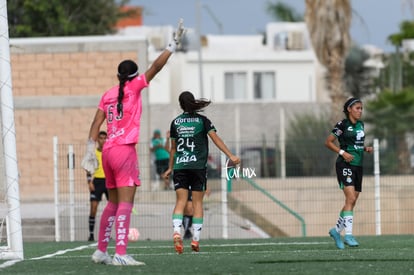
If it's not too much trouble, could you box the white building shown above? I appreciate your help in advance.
[139,22,329,105]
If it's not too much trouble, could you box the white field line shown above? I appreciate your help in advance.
[0,240,341,269]
[0,259,21,269]
[29,244,96,260]
[137,241,332,249]
[0,243,96,269]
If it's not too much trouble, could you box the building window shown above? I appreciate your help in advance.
[253,72,275,99]
[224,72,247,100]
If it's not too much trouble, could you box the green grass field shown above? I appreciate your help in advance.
[1,235,414,274]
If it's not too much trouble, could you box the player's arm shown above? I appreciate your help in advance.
[164,131,171,152]
[325,134,353,162]
[144,50,173,83]
[325,134,341,154]
[88,109,106,142]
[86,172,94,191]
[86,172,92,184]
[144,19,185,82]
[149,141,155,152]
[208,131,240,165]
[162,139,176,180]
[82,109,105,174]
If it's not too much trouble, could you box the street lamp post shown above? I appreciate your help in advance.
[196,0,205,98]
[196,0,223,98]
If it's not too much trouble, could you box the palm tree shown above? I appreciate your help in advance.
[305,0,352,122]
[387,20,414,92]
[266,2,303,22]
[267,2,374,101]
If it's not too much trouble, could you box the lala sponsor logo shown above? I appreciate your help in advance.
[175,151,197,163]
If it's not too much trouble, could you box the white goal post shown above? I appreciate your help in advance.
[0,0,24,260]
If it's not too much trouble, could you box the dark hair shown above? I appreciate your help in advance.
[343,97,362,116]
[117,60,139,115]
[98,131,107,136]
[178,91,211,113]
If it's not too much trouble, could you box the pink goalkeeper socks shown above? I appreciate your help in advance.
[115,202,133,255]
[97,201,118,252]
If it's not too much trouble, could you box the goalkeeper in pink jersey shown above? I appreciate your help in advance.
[82,19,186,266]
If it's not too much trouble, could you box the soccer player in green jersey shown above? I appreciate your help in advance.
[163,91,240,254]
[325,97,373,249]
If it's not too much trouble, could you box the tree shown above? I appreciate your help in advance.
[364,89,414,174]
[388,20,414,47]
[386,20,414,92]
[266,2,374,101]
[344,46,375,98]
[305,0,352,123]
[285,112,334,176]
[7,0,131,37]
[266,2,303,22]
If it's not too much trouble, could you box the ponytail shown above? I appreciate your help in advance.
[179,91,211,113]
[116,60,139,116]
[117,79,126,115]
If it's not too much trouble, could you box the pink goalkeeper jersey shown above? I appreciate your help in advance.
[98,74,148,149]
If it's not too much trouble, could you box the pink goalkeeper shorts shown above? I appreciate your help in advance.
[102,144,141,189]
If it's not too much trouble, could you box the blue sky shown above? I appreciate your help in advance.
[130,0,413,52]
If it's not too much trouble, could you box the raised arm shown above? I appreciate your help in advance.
[144,19,185,82]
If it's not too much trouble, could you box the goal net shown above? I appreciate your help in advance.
[0,0,23,260]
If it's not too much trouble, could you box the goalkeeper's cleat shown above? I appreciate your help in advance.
[329,228,344,250]
[173,233,184,254]
[112,253,145,266]
[91,249,112,265]
[191,240,199,253]
[344,235,359,247]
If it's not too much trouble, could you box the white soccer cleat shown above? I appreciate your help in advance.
[91,249,112,265]
[112,253,146,266]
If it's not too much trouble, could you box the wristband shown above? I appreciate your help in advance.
[339,149,345,156]
[166,42,177,53]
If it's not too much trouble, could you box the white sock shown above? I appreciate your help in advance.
[172,215,183,234]
[335,216,345,233]
[343,215,353,235]
[192,217,203,241]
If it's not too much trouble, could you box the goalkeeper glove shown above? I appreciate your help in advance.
[81,139,98,174]
[166,18,186,52]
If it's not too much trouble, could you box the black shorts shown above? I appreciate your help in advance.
[335,161,363,192]
[155,159,169,175]
[90,178,108,202]
[173,169,207,192]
